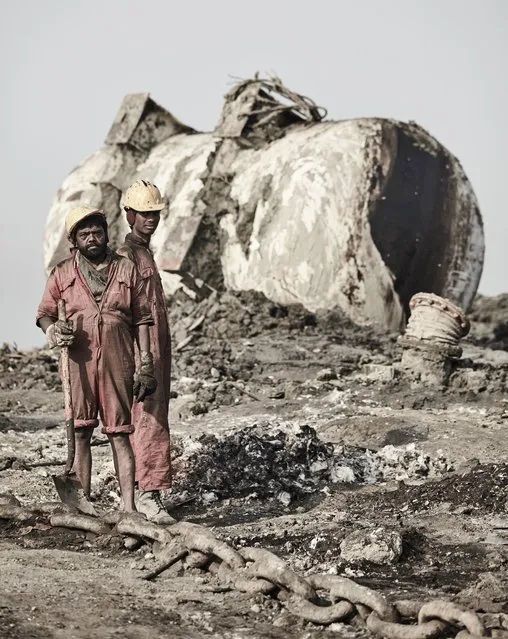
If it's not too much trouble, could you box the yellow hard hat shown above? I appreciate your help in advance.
[123,179,165,212]
[65,206,106,237]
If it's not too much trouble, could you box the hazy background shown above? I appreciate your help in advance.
[1,0,507,348]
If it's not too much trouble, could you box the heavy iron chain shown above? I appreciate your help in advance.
[2,498,505,638]
[39,511,503,638]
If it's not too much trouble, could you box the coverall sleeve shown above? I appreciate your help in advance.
[36,268,60,326]
[131,267,153,326]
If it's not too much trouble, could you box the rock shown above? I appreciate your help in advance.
[481,613,508,631]
[310,460,328,474]
[171,393,198,418]
[457,573,508,612]
[340,528,403,565]
[330,465,356,483]
[272,612,297,628]
[190,402,209,416]
[362,364,395,382]
[0,493,21,507]
[197,388,216,404]
[124,537,142,551]
[177,377,203,394]
[316,368,337,381]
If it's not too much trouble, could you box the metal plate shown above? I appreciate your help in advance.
[157,214,204,272]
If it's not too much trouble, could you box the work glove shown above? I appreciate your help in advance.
[133,351,157,402]
[46,320,74,349]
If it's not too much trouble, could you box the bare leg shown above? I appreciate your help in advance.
[108,434,136,512]
[74,427,94,499]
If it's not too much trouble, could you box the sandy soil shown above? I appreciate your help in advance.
[1,293,507,638]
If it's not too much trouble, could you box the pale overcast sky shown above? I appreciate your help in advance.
[1,0,506,348]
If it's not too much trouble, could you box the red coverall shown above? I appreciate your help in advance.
[36,254,152,434]
[118,234,172,490]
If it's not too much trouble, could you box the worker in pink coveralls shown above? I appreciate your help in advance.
[36,206,157,513]
[118,180,173,524]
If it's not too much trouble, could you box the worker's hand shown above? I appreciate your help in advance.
[133,351,157,402]
[46,320,74,349]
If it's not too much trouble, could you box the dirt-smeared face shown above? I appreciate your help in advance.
[133,210,161,237]
[74,222,108,261]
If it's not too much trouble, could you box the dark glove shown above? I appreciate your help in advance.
[47,320,74,348]
[133,351,157,402]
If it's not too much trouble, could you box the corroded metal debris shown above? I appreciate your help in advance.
[399,293,470,386]
[44,76,484,331]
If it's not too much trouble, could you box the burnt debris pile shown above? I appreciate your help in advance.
[172,424,452,504]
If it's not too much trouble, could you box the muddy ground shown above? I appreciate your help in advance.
[1,292,507,638]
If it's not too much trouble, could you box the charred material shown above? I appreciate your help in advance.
[171,424,452,505]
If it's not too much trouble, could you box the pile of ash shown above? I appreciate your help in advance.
[0,344,61,392]
[171,424,452,505]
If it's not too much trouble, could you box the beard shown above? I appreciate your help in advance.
[79,241,107,262]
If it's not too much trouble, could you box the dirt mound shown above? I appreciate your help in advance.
[375,462,508,515]
[170,289,317,339]
[169,288,397,410]
[468,294,508,351]
[1,292,504,414]
[0,344,60,393]
[469,294,508,325]
[169,288,389,346]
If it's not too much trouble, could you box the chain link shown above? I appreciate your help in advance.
[1,505,501,638]
[418,602,486,636]
[240,547,316,601]
[366,612,447,639]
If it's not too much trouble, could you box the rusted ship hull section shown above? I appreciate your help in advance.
[44,81,484,331]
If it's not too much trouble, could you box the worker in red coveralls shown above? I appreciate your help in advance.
[36,206,157,513]
[118,180,173,524]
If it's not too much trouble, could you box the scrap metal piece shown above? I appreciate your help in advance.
[157,214,205,272]
[398,293,470,386]
[106,93,195,151]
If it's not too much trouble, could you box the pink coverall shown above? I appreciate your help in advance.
[36,254,152,435]
[119,235,172,490]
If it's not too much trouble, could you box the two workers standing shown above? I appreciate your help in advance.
[36,180,174,523]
